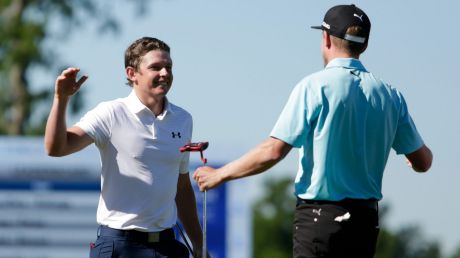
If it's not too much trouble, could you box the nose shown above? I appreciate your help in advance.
[160,67,170,77]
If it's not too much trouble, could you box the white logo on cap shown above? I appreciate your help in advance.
[354,13,363,22]
[322,21,330,29]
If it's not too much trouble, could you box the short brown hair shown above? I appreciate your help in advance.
[124,37,170,86]
[331,26,368,56]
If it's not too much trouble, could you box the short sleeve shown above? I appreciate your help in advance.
[179,114,193,174]
[270,81,311,148]
[392,93,424,154]
[74,102,113,148]
[179,152,191,174]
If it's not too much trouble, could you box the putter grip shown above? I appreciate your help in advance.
[179,142,209,152]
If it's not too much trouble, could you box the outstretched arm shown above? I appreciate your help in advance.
[193,137,292,191]
[405,144,433,172]
[45,67,93,156]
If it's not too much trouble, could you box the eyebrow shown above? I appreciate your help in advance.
[146,60,173,68]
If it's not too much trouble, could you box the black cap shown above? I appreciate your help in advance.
[311,4,371,44]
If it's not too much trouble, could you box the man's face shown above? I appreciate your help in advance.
[132,49,173,98]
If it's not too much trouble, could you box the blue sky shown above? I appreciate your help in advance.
[34,0,460,255]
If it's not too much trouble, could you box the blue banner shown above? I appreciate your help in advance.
[187,161,226,258]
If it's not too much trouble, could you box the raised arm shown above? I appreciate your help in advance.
[45,67,93,156]
[405,144,433,172]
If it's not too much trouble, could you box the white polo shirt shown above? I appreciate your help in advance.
[75,90,192,232]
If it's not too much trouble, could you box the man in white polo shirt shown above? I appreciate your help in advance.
[45,37,207,258]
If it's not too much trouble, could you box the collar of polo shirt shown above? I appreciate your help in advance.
[325,58,368,72]
[125,90,174,120]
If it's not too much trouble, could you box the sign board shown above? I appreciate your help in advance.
[0,137,251,258]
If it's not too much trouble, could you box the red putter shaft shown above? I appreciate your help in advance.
[179,141,210,258]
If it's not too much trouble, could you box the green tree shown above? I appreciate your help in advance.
[0,0,148,135]
[450,246,460,258]
[375,223,442,258]
[253,177,295,258]
[253,177,445,258]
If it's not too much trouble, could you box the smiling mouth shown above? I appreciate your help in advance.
[154,82,170,88]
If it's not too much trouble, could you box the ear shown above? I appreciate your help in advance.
[362,42,368,53]
[126,66,136,84]
[323,31,332,49]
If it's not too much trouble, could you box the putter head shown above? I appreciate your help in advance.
[180,142,209,152]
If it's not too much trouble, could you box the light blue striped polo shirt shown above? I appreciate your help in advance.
[270,58,424,201]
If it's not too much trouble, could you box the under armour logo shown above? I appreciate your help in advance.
[354,13,363,22]
[171,132,181,138]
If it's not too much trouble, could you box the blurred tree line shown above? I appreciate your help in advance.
[253,177,460,258]
[0,0,148,135]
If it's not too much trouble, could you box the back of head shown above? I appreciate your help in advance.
[124,37,170,86]
[312,4,371,56]
[331,26,368,56]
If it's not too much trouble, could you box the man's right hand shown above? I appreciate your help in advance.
[45,67,92,157]
[55,67,88,98]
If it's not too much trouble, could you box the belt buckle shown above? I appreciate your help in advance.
[147,232,160,243]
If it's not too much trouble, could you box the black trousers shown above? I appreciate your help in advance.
[293,199,379,258]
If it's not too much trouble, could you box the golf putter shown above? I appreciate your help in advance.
[180,142,209,258]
